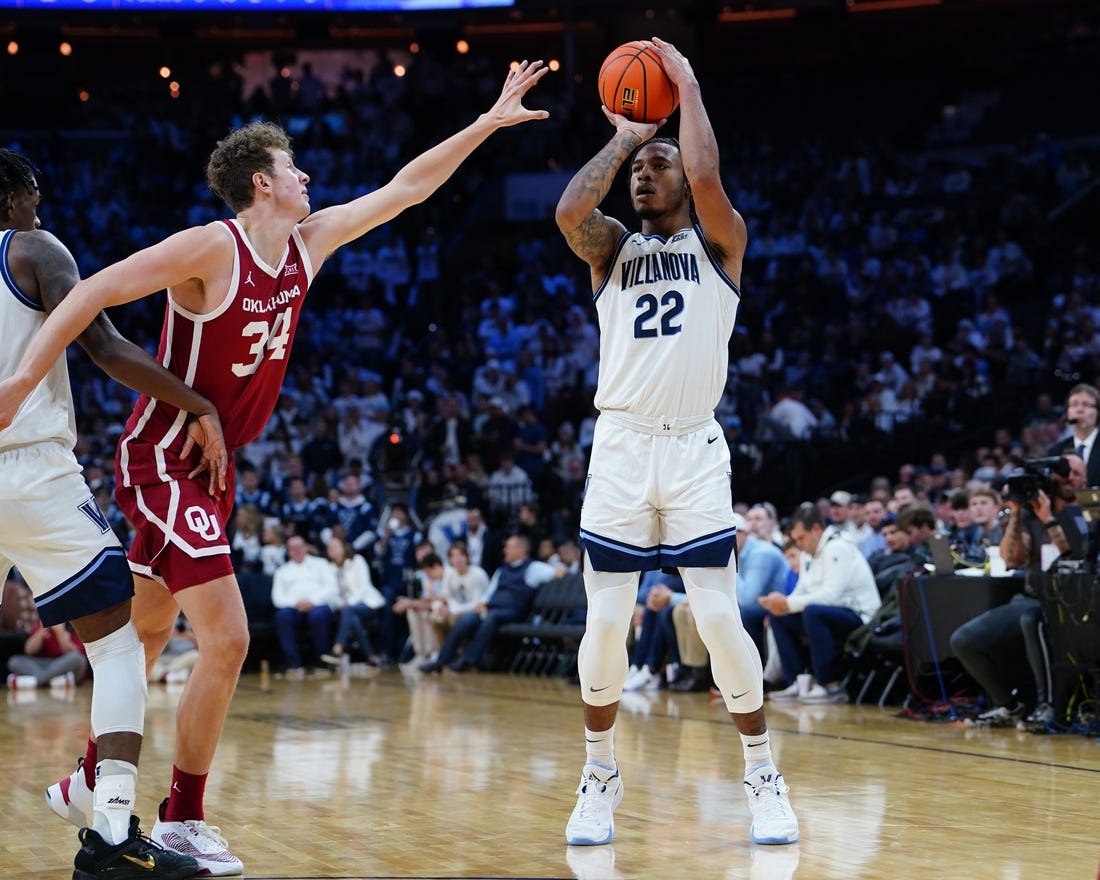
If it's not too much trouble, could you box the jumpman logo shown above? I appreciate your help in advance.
[245,270,255,287]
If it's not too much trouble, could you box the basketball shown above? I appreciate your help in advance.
[598,41,679,124]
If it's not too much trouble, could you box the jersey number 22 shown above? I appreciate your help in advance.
[634,290,684,339]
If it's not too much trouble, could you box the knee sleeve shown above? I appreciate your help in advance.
[85,620,148,737]
[680,565,763,714]
[578,560,638,707]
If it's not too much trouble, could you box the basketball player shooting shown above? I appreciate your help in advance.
[554,38,799,848]
[0,59,548,875]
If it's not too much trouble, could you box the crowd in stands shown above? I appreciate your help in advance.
[3,20,1099,727]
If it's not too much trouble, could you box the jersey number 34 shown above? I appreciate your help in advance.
[231,308,292,377]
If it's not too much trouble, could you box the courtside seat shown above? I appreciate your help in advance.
[498,572,587,675]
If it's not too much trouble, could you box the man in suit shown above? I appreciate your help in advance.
[1048,383,1100,487]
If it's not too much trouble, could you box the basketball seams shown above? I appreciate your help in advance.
[601,43,647,118]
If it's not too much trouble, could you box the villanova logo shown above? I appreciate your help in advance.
[79,498,111,535]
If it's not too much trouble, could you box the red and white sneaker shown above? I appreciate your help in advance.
[45,757,93,828]
[151,798,244,876]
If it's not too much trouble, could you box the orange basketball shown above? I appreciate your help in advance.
[598,41,679,124]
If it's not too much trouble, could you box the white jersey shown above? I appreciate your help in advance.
[592,224,740,420]
[0,230,77,452]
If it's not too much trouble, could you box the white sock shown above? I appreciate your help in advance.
[585,724,616,770]
[93,759,137,845]
[740,731,773,775]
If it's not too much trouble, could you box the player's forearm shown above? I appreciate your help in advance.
[675,82,722,187]
[90,336,217,418]
[389,115,498,205]
[556,129,642,228]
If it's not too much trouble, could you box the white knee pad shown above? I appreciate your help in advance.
[85,620,148,737]
[578,561,638,707]
[680,565,763,714]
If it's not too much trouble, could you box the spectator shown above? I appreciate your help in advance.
[235,464,274,515]
[965,487,1004,558]
[513,405,550,484]
[259,519,288,576]
[746,503,783,546]
[760,503,881,701]
[394,552,447,667]
[858,497,889,559]
[1047,383,1100,486]
[271,536,340,677]
[231,503,265,573]
[486,454,535,528]
[323,536,385,667]
[324,472,378,554]
[827,491,853,534]
[866,515,920,597]
[280,475,327,546]
[515,500,548,558]
[374,502,422,662]
[766,386,818,439]
[6,620,88,689]
[896,504,938,566]
[425,393,472,469]
[419,534,555,673]
[460,506,502,576]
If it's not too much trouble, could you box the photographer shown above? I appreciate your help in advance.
[950,453,1087,729]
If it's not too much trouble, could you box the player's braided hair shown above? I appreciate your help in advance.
[0,148,38,214]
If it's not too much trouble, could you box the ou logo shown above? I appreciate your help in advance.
[185,506,221,541]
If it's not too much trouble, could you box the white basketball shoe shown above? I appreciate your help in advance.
[566,763,624,846]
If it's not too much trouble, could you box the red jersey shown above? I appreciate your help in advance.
[122,219,314,462]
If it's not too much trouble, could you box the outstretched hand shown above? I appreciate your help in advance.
[181,411,229,494]
[484,60,551,128]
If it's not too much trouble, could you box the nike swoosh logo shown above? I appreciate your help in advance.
[730,689,750,699]
[708,436,719,444]
[123,854,156,869]
[589,685,611,692]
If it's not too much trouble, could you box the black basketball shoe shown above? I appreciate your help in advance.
[73,815,199,880]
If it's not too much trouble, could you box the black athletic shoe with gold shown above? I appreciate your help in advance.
[73,815,199,880]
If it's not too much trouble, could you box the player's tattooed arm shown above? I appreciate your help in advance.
[555,130,641,271]
[560,208,621,274]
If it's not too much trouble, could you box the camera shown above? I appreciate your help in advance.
[999,455,1070,504]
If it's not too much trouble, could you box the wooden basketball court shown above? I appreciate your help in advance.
[3,669,1098,879]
